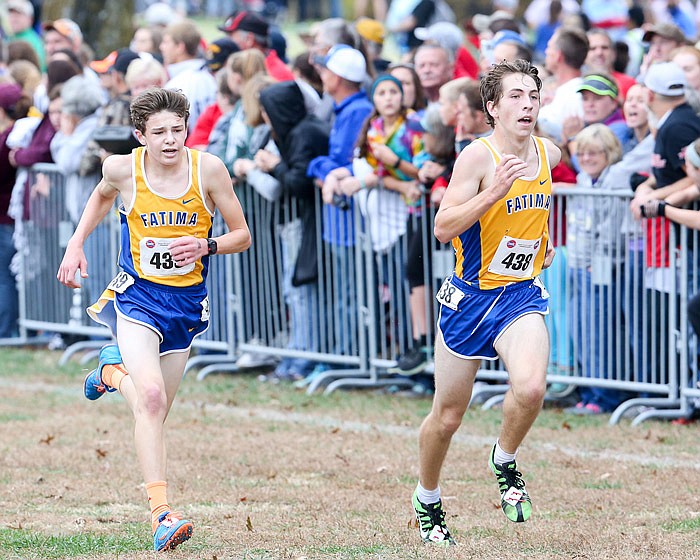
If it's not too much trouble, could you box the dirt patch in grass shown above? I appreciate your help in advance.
[1,349,699,559]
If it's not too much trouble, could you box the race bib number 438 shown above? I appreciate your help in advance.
[140,237,194,277]
[435,276,465,310]
[488,235,541,278]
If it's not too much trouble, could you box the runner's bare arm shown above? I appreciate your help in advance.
[434,142,529,243]
[56,155,129,288]
[543,137,562,170]
[538,139,560,270]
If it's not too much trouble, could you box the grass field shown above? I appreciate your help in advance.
[1,346,700,559]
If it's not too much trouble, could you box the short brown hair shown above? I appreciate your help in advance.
[461,80,483,113]
[439,77,473,103]
[554,27,589,70]
[164,20,201,57]
[130,88,189,133]
[481,59,542,127]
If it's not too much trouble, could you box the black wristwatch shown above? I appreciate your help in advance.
[206,238,218,256]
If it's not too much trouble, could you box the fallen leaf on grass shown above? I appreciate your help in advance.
[335,453,349,465]
[246,516,253,531]
[40,434,54,445]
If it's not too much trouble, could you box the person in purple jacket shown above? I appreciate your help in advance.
[9,84,59,220]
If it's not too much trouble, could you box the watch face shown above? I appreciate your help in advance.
[208,239,217,255]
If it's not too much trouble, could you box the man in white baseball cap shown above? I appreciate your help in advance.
[308,44,373,357]
[643,60,688,97]
[313,43,367,83]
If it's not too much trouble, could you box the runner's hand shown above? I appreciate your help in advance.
[542,243,555,269]
[169,236,206,265]
[57,243,88,288]
[490,154,528,199]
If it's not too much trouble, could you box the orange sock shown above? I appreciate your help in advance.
[146,481,169,532]
[101,364,128,391]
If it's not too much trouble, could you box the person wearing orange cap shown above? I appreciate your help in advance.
[42,18,83,57]
[89,50,118,94]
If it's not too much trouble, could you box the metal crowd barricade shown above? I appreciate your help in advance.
[186,178,689,424]
[191,181,367,381]
[473,188,683,424]
[661,209,700,425]
[10,163,118,355]
[370,188,688,423]
[561,187,680,424]
[312,187,449,394]
[8,161,691,425]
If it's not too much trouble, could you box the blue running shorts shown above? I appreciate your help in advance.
[88,273,209,355]
[437,274,549,360]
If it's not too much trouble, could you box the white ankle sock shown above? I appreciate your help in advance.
[416,483,441,504]
[493,440,517,465]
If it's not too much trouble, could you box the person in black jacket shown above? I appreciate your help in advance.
[255,80,330,380]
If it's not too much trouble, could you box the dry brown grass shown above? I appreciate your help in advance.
[1,348,700,559]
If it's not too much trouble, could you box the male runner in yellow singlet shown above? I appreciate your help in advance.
[57,88,250,551]
[411,59,560,544]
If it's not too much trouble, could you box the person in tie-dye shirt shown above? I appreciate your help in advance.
[336,73,425,369]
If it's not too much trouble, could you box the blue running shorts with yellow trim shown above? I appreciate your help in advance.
[88,273,209,355]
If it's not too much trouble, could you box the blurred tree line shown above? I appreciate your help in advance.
[41,0,135,58]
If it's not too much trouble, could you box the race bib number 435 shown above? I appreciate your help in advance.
[140,237,194,277]
[488,235,541,278]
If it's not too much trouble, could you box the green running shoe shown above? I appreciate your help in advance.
[411,489,455,545]
[489,444,532,522]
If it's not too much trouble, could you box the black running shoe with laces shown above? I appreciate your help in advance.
[411,489,455,544]
[390,347,429,375]
[488,444,532,522]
